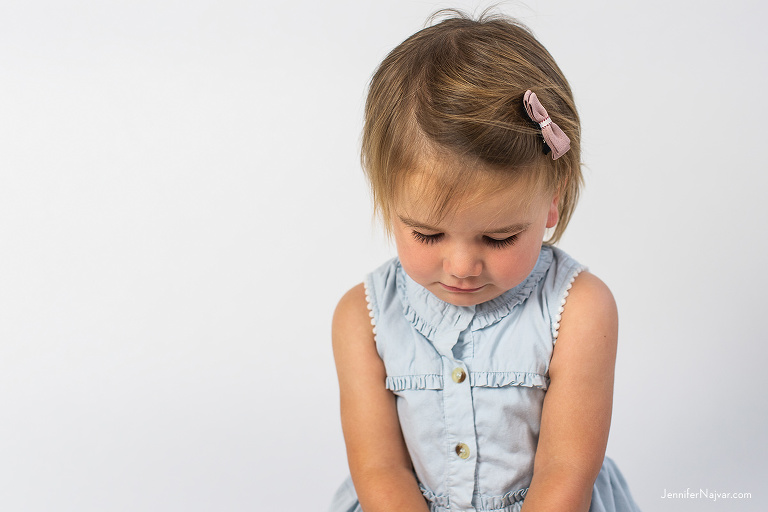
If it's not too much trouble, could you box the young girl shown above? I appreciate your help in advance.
[328,11,641,512]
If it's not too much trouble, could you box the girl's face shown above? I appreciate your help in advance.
[391,171,558,307]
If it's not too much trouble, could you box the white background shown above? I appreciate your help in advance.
[1,1,766,511]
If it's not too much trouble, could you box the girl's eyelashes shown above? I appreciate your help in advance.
[411,230,443,244]
[411,230,520,248]
[483,234,519,248]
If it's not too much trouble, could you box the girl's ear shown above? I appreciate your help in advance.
[546,195,559,229]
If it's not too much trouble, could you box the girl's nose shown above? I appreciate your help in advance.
[444,249,482,279]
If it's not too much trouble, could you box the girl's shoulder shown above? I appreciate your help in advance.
[332,257,399,344]
[545,246,616,332]
[558,270,617,337]
[332,282,372,349]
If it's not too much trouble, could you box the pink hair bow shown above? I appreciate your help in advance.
[523,90,570,160]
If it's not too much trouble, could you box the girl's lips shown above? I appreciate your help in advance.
[440,283,486,293]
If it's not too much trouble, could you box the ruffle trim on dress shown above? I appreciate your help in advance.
[362,278,378,343]
[470,371,549,390]
[385,372,548,391]
[419,485,450,509]
[397,270,476,344]
[419,484,528,512]
[476,487,529,511]
[551,266,584,342]
[401,299,441,341]
[385,374,443,391]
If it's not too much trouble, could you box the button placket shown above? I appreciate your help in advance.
[441,328,477,510]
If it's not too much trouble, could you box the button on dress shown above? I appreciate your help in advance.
[329,246,641,512]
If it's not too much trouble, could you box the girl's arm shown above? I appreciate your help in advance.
[332,283,430,512]
[520,271,618,512]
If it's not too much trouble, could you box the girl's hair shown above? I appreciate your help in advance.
[362,10,582,244]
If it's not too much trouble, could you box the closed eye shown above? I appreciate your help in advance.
[411,230,443,244]
[483,234,519,248]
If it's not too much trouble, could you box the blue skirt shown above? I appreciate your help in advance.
[328,456,641,512]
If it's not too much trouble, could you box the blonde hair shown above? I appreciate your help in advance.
[361,10,582,244]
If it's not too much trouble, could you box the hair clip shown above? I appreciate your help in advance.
[523,90,570,160]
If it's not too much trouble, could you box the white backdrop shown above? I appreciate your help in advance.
[1,1,766,511]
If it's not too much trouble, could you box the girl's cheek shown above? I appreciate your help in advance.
[398,239,436,277]
[401,242,425,267]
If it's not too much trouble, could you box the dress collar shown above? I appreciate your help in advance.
[396,246,553,343]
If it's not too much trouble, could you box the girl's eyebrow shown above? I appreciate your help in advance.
[398,215,440,231]
[484,222,531,234]
[398,214,530,234]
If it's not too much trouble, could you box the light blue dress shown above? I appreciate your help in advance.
[329,246,641,512]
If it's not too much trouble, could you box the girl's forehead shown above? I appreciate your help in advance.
[393,169,551,227]
[396,167,547,208]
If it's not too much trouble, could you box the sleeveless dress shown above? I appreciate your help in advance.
[329,246,641,512]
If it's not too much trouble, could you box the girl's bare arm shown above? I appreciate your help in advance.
[521,271,618,512]
[332,283,430,512]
